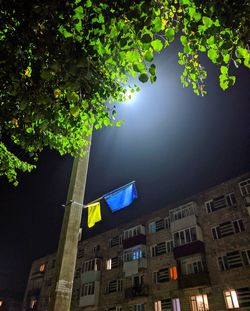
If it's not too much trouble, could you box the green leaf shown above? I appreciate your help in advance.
[180,0,191,5]
[207,48,218,63]
[58,25,72,38]
[86,0,92,8]
[180,35,187,45]
[206,36,214,46]
[70,106,80,117]
[126,51,141,63]
[149,64,156,75]
[220,66,228,75]
[152,17,162,32]
[165,28,175,42]
[133,63,145,73]
[139,73,149,83]
[194,12,201,22]
[223,54,230,64]
[151,39,163,52]
[74,6,83,16]
[236,46,248,58]
[144,49,153,62]
[202,16,213,28]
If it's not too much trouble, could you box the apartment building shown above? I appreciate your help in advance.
[23,173,250,311]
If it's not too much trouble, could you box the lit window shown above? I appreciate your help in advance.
[30,299,37,309]
[224,290,239,309]
[106,259,112,270]
[191,295,209,311]
[39,264,45,272]
[0,301,3,307]
[154,298,181,311]
[170,266,178,280]
[172,298,181,311]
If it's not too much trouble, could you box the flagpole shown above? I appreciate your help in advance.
[102,180,135,198]
[49,133,92,311]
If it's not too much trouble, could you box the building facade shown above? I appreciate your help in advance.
[23,173,250,311]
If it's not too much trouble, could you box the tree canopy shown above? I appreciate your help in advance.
[0,0,249,185]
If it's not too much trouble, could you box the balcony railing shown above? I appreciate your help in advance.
[178,271,210,289]
[122,234,146,249]
[173,241,205,259]
[124,285,149,299]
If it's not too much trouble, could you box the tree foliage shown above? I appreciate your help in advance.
[0,0,249,184]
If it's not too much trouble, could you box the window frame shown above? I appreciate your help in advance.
[190,294,209,311]
[239,179,250,196]
[224,290,239,309]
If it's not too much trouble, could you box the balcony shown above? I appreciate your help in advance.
[125,285,149,299]
[173,241,205,259]
[123,234,146,249]
[178,271,210,289]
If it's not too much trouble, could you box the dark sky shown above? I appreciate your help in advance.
[0,44,250,295]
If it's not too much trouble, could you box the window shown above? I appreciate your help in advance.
[173,227,197,247]
[224,290,239,309]
[239,179,250,196]
[170,266,178,280]
[124,225,144,239]
[133,275,144,287]
[212,219,245,240]
[218,250,250,271]
[172,298,181,311]
[191,295,209,311]
[149,222,156,233]
[149,218,170,233]
[205,193,236,213]
[39,263,45,272]
[131,304,144,311]
[153,267,170,283]
[106,258,112,270]
[109,235,123,247]
[236,287,250,308]
[106,307,122,311]
[155,299,172,311]
[106,257,119,270]
[81,282,95,296]
[170,202,196,222]
[107,280,123,293]
[93,245,100,254]
[82,258,101,273]
[233,219,245,233]
[109,236,119,247]
[155,298,181,311]
[156,219,165,231]
[124,247,145,262]
[151,240,173,257]
[181,256,204,275]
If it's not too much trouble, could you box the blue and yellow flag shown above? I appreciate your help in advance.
[87,202,102,228]
[103,181,138,212]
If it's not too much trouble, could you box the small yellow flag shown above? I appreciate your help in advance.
[87,202,102,228]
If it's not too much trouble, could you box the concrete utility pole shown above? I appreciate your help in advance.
[49,142,91,311]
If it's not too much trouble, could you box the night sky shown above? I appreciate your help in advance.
[0,43,250,295]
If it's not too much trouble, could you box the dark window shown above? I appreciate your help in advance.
[237,287,250,308]
[155,219,165,232]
